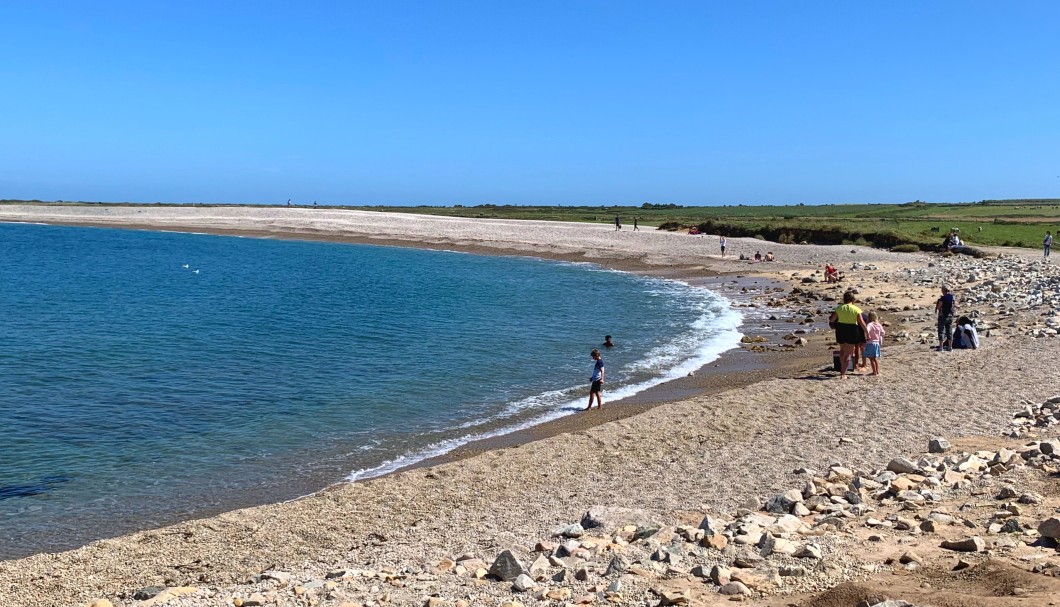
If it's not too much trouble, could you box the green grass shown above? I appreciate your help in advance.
[4,198,1059,249]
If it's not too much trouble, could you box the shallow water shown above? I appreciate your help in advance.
[0,222,741,558]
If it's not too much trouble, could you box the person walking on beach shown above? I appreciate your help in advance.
[633,216,639,231]
[719,236,726,257]
[586,349,605,409]
[615,216,622,230]
[829,290,867,380]
[1045,231,1052,258]
[935,285,956,351]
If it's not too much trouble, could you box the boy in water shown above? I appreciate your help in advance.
[586,349,605,410]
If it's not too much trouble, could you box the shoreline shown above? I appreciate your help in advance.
[11,206,1056,607]
[0,215,822,560]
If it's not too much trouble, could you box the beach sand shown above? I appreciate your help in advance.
[1,205,1058,607]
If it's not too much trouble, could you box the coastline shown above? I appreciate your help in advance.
[0,213,820,555]
[5,206,1059,607]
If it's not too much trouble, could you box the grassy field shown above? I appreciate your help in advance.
[345,199,1060,249]
[4,198,1059,249]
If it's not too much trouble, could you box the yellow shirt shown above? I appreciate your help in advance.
[835,303,862,324]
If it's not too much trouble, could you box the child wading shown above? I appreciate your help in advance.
[864,311,885,376]
[586,349,605,410]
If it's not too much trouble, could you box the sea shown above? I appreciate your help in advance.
[0,221,742,559]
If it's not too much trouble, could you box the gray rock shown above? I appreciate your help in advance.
[604,554,629,576]
[718,581,751,595]
[887,457,920,474]
[489,549,528,581]
[733,550,765,568]
[259,571,292,584]
[559,523,584,538]
[1038,517,1060,539]
[940,536,985,552]
[512,573,536,592]
[709,564,731,585]
[580,505,662,531]
[779,565,808,577]
[763,489,803,514]
[795,544,822,559]
[132,587,166,601]
[928,437,951,453]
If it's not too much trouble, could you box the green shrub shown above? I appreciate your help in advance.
[891,244,920,253]
[657,221,683,231]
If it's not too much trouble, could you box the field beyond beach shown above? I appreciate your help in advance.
[2,205,1060,607]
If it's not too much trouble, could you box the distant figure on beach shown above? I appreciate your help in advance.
[719,236,726,257]
[688,226,700,235]
[287,199,291,207]
[952,316,980,349]
[765,251,775,262]
[829,290,867,380]
[603,335,615,348]
[754,251,762,262]
[633,217,639,231]
[615,216,621,230]
[863,311,884,375]
[586,349,605,409]
[1045,231,1052,258]
[824,264,839,283]
[935,285,956,351]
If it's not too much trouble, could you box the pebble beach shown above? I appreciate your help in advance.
[1,205,1059,607]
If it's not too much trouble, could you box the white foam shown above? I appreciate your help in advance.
[346,279,744,483]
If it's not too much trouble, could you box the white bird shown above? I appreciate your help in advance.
[181,263,189,269]
[192,269,200,274]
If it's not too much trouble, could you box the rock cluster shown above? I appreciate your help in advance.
[896,254,1060,338]
[1009,396,1060,437]
[78,397,1060,607]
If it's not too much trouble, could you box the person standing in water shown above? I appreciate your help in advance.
[586,349,605,409]
[603,335,615,348]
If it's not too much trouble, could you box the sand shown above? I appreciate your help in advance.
[1,205,1058,607]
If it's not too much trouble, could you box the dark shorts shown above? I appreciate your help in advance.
[590,380,603,394]
[835,322,861,345]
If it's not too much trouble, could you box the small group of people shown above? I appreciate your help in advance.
[586,335,615,410]
[829,291,885,379]
[615,216,640,231]
[935,285,979,351]
[943,228,962,251]
[736,250,775,262]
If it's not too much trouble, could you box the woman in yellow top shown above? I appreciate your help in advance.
[829,290,868,380]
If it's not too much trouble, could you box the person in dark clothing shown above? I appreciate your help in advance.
[935,285,956,351]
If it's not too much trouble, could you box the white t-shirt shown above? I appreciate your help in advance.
[957,323,980,349]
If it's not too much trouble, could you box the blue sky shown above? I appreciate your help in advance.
[1,1,1057,205]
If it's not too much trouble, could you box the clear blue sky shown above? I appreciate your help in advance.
[1,1,1057,206]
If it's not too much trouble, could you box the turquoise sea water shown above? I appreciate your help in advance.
[0,222,741,559]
